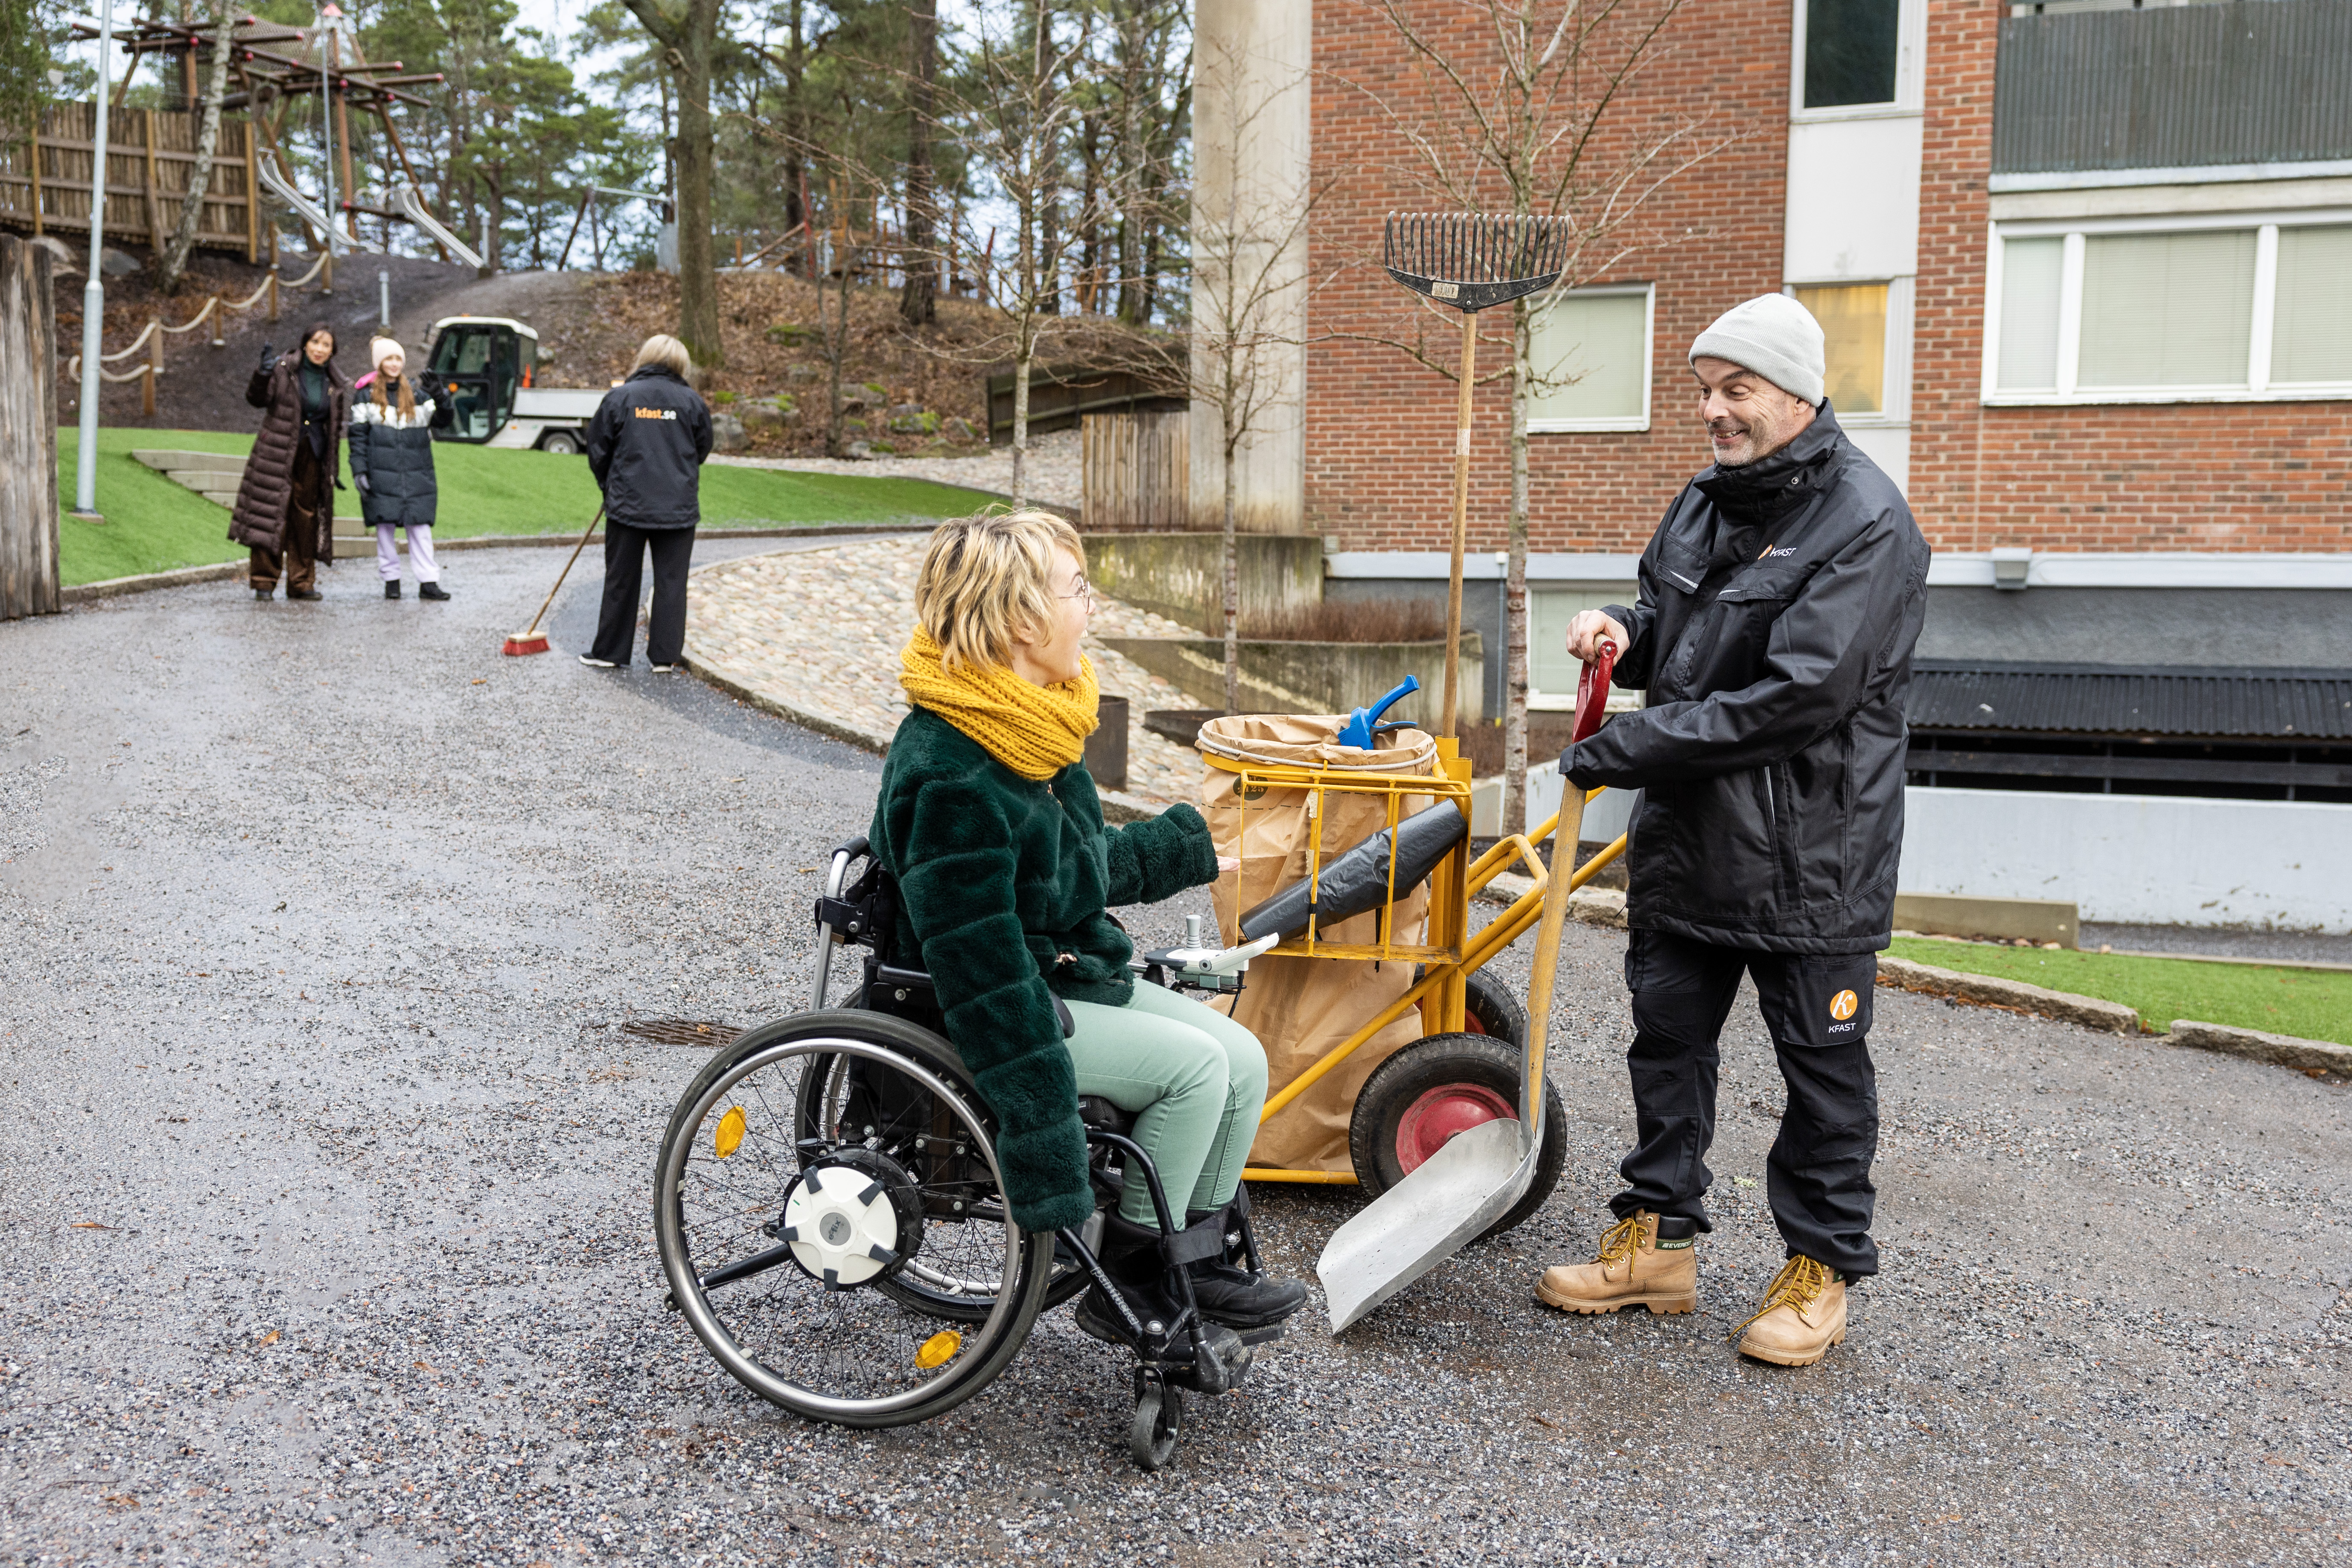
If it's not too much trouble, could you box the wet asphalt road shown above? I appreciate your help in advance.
[2,543,2348,1568]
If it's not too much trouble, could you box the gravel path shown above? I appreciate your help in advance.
[3,547,2349,1567]
[711,428,1085,513]
[686,535,1206,802]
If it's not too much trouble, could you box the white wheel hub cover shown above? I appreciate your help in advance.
[782,1166,901,1287]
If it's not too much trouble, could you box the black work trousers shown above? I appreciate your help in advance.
[1612,928,1882,1277]
[591,521,697,667]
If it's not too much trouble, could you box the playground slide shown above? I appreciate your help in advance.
[396,185,484,270]
[254,152,382,254]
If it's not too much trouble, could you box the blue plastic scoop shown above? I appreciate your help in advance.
[1335,676,1421,749]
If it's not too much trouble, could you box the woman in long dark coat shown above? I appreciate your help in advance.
[230,322,347,601]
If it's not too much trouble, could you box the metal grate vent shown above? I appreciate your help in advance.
[619,1018,744,1048]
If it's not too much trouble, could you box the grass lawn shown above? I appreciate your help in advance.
[55,429,1000,586]
[1887,937,2352,1046]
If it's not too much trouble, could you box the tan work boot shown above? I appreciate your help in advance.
[1536,1210,1698,1315]
[1732,1256,1848,1365]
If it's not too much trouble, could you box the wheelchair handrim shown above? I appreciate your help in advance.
[656,1034,1029,1422]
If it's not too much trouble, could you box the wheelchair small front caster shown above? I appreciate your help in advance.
[1130,1369,1181,1472]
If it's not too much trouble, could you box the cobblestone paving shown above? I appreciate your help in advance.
[710,428,1084,511]
[686,535,1209,802]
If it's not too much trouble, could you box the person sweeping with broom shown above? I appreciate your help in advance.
[580,334,713,672]
[1535,294,1930,1367]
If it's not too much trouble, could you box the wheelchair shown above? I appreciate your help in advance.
[653,836,1279,1471]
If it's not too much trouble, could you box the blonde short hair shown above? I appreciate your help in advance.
[632,333,693,377]
[915,510,1087,672]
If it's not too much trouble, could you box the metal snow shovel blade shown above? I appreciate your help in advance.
[1320,643,1617,1334]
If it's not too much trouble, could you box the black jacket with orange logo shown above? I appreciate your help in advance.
[1561,403,1931,955]
[585,365,714,528]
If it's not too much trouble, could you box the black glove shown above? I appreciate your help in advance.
[256,342,277,372]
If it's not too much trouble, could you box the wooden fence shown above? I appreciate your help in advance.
[0,233,61,621]
[1081,409,1189,533]
[0,102,261,263]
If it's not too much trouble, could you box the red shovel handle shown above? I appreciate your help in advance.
[1572,639,1618,744]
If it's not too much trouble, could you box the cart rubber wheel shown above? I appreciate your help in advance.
[538,429,582,455]
[1347,1031,1566,1239]
[1460,969,1527,1047]
[1130,1374,1181,1472]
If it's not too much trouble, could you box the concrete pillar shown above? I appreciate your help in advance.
[1189,0,1309,536]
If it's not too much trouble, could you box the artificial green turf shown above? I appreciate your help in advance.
[1887,937,2352,1046]
[55,428,1000,585]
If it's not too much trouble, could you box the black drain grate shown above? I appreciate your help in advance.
[619,1018,744,1047]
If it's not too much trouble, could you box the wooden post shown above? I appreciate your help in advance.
[267,269,278,320]
[242,114,258,263]
[143,108,166,254]
[208,293,223,347]
[332,64,358,249]
[0,233,63,620]
[146,315,162,416]
[28,107,44,236]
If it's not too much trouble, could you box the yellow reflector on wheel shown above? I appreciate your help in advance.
[714,1106,747,1159]
[915,1330,962,1369]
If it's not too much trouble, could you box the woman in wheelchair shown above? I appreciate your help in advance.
[871,510,1309,1352]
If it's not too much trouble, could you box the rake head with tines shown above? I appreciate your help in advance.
[1382,212,1570,314]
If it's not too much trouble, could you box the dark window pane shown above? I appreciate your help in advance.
[1804,0,1900,108]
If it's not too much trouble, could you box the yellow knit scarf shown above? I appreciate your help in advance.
[899,627,1099,781]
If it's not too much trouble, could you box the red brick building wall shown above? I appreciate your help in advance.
[1902,0,2350,554]
[1309,0,2352,556]
[1305,1,1795,553]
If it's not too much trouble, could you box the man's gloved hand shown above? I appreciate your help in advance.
[256,342,277,373]
[354,474,370,493]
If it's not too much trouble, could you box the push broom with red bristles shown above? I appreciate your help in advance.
[502,505,604,656]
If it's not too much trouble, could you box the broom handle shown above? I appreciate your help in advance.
[522,504,606,639]
[1440,310,1477,740]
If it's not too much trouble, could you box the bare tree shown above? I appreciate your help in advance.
[1184,25,1335,713]
[156,2,233,295]
[1347,0,1725,833]
[619,0,725,367]
[898,0,938,326]
[939,0,1102,506]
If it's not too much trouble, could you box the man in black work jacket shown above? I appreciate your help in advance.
[582,333,714,672]
[1536,293,1930,1367]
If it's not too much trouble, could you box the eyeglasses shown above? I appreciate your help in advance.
[1059,579,1096,613]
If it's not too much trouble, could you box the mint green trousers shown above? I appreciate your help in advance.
[1064,982,1269,1225]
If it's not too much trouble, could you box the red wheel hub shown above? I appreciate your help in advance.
[1393,1082,1517,1174]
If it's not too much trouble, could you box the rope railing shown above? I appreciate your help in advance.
[156,295,219,335]
[64,249,334,417]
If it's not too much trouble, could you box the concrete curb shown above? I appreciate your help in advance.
[1877,954,2139,1035]
[2163,1019,2352,1073]
[57,523,936,607]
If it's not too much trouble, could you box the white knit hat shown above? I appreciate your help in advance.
[369,337,404,376]
[1688,294,1825,406]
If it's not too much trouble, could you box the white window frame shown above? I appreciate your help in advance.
[1526,283,1655,435]
[1980,210,2352,405]
[1790,0,1926,122]
[1785,275,1913,426]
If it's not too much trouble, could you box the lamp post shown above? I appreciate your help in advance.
[71,0,118,520]
[317,1,338,293]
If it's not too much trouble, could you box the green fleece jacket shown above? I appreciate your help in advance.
[869,707,1220,1231]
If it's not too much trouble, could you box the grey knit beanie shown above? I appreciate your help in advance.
[1689,294,1825,406]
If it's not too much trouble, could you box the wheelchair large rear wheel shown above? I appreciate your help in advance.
[656,1011,1054,1428]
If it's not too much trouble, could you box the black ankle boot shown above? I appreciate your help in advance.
[418,581,450,601]
[385,581,402,600]
[1183,1198,1308,1332]
[1072,1214,1253,1391]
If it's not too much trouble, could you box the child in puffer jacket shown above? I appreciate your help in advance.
[350,337,455,600]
